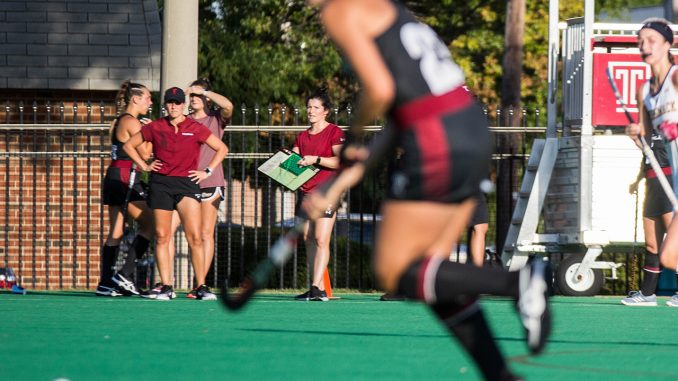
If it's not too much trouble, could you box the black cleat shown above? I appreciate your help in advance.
[95,283,123,297]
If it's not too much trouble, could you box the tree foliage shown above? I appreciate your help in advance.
[191,0,656,110]
[196,0,353,111]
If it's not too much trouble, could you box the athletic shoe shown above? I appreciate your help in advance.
[195,284,217,301]
[140,282,162,299]
[95,283,123,297]
[517,259,552,355]
[187,287,198,299]
[309,286,329,302]
[111,273,140,296]
[155,285,175,301]
[621,291,657,306]
[140,283,176,300]
[295,289,311,301]
[380,293,405,301]
[666,293,678,307]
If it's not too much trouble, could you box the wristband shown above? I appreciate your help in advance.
[315,156,321,165]
[204,167,213,176]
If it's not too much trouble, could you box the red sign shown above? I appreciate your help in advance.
[592,53,650,126]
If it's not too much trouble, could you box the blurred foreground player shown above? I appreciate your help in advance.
[303,1,551,380]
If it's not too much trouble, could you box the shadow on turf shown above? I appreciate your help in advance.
[495,336,678,348]
[239,327,448,339]
[250,294,380,302]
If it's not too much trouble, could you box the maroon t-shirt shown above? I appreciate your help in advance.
[141,117,212,177]
[293,123,345,193]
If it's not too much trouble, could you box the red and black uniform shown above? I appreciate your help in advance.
[140,116,212,210]
[293,123,345,217]
[374,2,491,204]
[642,130,673,217]
[374,4,526,381]
[102,113,146,206]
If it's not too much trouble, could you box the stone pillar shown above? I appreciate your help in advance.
[664,0,677,22]
[161,0,198,112]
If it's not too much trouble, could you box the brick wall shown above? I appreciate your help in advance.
[0,0,161,91]
[0,127,109,289]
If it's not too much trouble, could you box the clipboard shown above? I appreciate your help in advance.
[258,148,319,191]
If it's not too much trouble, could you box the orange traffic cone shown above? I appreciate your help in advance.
[323,268,333,299]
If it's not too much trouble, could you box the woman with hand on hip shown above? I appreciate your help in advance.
[180,78,233,298]
[124,87,228,301]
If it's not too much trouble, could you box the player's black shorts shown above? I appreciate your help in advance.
[200,186,225,203]
[644,168,673,218]
[388,88,492,204]
[295,191,337,219]
[147,173,201,211]
[468,193,489,226]
[102,160,147,206]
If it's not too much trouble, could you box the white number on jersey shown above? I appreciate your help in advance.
[400,22,464,95]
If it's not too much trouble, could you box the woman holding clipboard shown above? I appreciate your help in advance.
[292,87,345,301]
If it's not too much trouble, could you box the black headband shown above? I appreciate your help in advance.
[640,21,674,45]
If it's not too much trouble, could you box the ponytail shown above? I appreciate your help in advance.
[110,80,147,137]
[306,84,333,111]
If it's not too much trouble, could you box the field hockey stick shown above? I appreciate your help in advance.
[220,127,395,311]
[118,164,138,256]
[121,164,137,218]
[606,67,678,210]
[220,218,306,310]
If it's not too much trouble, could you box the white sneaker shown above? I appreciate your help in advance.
[111,273,140,296]
[666,293,678,307]
[621,291,657,306]
[518,260,552,355]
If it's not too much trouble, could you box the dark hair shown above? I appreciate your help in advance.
[111,80,147,136]
[190,77,212,108]
[115,80,147,111]
[306,85,333,111]
[190,77,212,92]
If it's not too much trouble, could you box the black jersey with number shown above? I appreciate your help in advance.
[371,1,491,203]
[374,1,466,112]
[110,113,134,161]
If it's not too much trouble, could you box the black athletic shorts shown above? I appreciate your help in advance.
[200,186,225,203]
[295,191,337,219]
[147,173,201,211]
[644,171,673,218]
[388,90,492,203]
[468,193,489,227]
[102,161,147,206]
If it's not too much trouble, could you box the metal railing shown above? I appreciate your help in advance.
[6,102,629,293]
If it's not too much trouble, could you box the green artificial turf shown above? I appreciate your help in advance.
[1,292,676,380]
